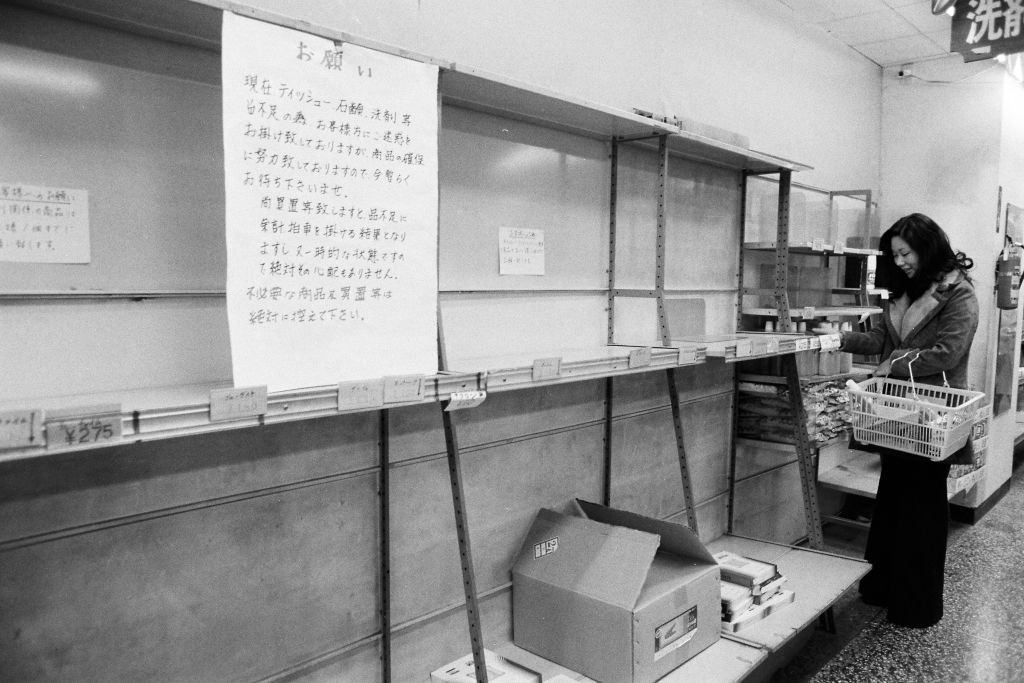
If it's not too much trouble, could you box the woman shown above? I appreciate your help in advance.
[840,213,979,628]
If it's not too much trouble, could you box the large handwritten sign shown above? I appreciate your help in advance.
[222,13,439,391]
[0,183,89,263]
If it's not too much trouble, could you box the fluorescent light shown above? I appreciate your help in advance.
[0,56,100,97]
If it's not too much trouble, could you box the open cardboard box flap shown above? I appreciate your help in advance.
[513,507,659,609]
[575,499,717,565]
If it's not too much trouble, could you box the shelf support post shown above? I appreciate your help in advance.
[651,134,698,531]
[667,368,699,532]
[378,409,392,683]
[607,137,620,345]
[604,138,620,507]
[442,406,488,682]
[656,134,670,347]
[774,169,794,333]
[436,300,487,681]
[771,170,824,547]
[781,352,825,549]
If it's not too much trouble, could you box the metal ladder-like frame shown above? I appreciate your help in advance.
[607,133,700,531]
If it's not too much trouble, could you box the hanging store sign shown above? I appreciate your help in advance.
[951,0,1024,62]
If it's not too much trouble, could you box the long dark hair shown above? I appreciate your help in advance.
[876,213,973,299]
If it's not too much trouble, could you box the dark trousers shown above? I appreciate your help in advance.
[858,450,952,627]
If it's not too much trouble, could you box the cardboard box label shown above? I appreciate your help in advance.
[533,537,559,559]
[654,606,698,660]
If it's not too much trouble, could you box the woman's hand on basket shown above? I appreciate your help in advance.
[872,358,892,377]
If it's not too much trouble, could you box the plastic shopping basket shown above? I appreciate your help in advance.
[846,376,984,461]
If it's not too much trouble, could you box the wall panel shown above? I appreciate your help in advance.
[0,472,379,681]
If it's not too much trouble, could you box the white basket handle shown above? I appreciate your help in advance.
[903,351,950,390]
[902,351,922,398]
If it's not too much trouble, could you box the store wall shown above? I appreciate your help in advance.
[880,57,1024,505]
[243,0,882,191]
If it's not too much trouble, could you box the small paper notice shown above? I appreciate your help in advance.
[445,390,486,411]
[383,375,425,404]
[0,183,90,263]
[679,349,698,365]
[532,357,562,381]
[628,347,652,368]
[210,386,268,422]
[499,227,545,275]
[338,379,385,411]
[0,410,43,450]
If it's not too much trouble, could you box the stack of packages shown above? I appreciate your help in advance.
[948,404,991,497]
[715,551,795,633]
[736,379,851,446]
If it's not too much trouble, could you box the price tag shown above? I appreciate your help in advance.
[834,243,845,254]
[628,347,652,369]
[795,338,810,351]
[0,409,43,450]
[812,238,825,252]
[734,339,752,358]
[532,357,562,381]
[46,405,122,449]
[338,379,385,411]
[383,375,425,404]
[766,338,780,354]
[819,334,841,351]
[801,306,816,320]
[210,386,268,422]
[807,336,820,350]
[445,390,487,411]
[679,349,698,365]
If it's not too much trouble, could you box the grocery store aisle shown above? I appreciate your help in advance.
[775,452,1024,682]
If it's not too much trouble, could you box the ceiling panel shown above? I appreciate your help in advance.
[821,10,919,45]
[769,0,960,67]
[854,32,949,65]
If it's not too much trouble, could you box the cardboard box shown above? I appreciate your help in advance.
[512,500,720,683]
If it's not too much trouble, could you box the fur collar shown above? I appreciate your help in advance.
[888,270,964,343]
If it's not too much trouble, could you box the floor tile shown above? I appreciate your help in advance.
[774,456,1024,683]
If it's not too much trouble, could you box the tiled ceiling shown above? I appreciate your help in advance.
[768,0,956,67]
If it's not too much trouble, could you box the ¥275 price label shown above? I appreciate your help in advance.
[47,414,122,448]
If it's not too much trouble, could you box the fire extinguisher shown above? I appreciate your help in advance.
[996,240,1023,309]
